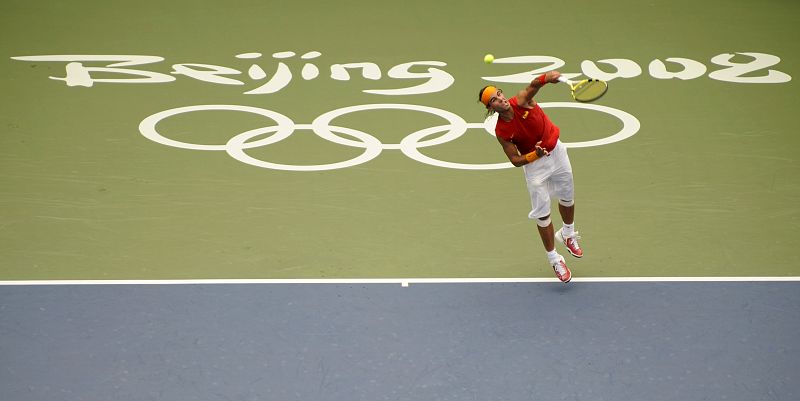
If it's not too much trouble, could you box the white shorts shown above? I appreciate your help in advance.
[522,140,574,219]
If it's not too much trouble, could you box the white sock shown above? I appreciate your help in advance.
[546,249,559,263]
[562,223,575,237]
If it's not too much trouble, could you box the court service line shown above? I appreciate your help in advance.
[0,277,798,286]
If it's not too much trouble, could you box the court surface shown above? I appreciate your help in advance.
[1,0,799,399]
[2,281,799,401]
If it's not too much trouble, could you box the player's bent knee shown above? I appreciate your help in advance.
[536,215,552,227]
[559,199,574,207]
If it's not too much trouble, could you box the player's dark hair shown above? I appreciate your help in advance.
[478,86,491,103]
[478,85,496,116]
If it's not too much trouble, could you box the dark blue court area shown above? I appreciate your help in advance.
[1,282,798,401]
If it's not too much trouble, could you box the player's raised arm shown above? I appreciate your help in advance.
[518,71,562,105]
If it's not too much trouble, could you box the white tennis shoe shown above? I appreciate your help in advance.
[550,255,572,283]
[555,228,583,258]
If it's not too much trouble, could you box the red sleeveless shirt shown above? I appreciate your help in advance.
[494,97,560,153]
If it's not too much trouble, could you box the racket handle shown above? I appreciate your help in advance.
[557,76,572,84]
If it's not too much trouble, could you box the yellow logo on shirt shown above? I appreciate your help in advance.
[522,111,529,119]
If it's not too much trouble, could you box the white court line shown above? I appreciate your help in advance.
[0,277,798,286]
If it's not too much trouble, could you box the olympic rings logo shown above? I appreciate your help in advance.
[138,103,640,171]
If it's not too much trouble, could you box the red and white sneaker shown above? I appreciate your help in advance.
[555,228,583,258]
[551,255,572,283]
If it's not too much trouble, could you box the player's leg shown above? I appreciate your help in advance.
[555,199,582,258]
[558,201,574,226]
[532,213,570,283]
[535,214,555,252]
[527,187,571,283]
[551,142,582,258]
[524,157,571,282]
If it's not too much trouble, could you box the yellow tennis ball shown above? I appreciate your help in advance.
[484,54,494,64]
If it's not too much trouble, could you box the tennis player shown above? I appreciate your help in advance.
[479,70,582,283]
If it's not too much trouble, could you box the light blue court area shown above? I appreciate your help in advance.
[1,282,798,401]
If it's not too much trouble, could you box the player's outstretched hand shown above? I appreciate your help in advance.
[535,141,550,157]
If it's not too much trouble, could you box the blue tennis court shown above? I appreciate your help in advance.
[2,281,798,401]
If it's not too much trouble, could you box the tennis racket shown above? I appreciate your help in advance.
[557,76,608,102]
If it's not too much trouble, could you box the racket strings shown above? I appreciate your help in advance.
[573,80,607,102]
